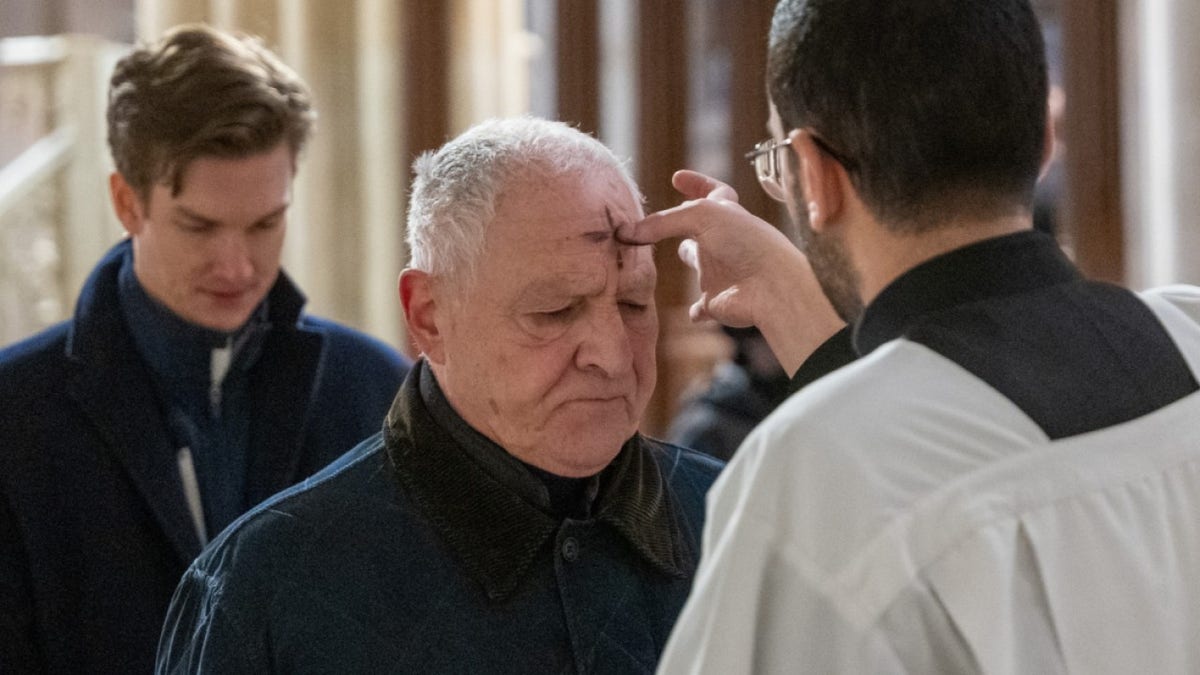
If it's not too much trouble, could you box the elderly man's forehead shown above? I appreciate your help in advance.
[503,204,643,243]
[480,166,647,257]
[585,205,638,242]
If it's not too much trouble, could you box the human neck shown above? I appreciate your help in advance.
[854,214,1033,309]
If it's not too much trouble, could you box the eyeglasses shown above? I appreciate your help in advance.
[745,132,854,202]
[745,138,791,202]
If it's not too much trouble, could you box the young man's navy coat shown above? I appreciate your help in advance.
[0,240,409,674]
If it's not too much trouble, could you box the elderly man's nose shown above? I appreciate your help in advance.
[576,306,633,376]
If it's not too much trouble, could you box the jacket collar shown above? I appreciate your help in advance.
[853,230,1080,356]
[63,240,319,563]
[116,251,271,390]
[384,361,691,602]
[67,240,311,360]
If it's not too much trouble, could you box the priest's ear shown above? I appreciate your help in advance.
[788,128,848,233]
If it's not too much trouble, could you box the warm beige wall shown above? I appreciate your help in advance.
[447,0,532,134]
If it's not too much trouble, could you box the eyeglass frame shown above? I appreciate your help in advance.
[744,130,855,202]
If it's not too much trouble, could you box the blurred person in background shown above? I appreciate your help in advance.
[668,326,790,462]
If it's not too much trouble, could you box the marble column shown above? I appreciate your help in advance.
[1121,0,1200,287]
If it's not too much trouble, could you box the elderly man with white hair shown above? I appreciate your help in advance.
[156,117,723,674]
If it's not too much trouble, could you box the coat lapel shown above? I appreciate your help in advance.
[64,243,322,561]
[65,274,205,564]
[242,324,323,507]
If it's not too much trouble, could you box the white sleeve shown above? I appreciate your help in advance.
[657,343,1037,674]
[656,433,907,674]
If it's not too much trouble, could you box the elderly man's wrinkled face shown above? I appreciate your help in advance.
[433,170,657,477]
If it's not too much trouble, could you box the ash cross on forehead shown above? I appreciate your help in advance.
[606,206,625,271]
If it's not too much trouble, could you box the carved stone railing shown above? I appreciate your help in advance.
[0,35,126,347]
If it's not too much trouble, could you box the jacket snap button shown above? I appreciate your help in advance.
[561,537,580,562]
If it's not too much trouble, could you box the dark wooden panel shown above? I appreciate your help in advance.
[722,0,779,225]
[637,0,689,303]
[402,0,450,163]
[399,1,450,356]
[637,0,690,435]
[1061,0,1124,282]
[556,0,599,135]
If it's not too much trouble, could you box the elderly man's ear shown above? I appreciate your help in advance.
[399,269,446,364]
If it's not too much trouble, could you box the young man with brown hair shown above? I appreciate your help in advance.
[0,25,407,673]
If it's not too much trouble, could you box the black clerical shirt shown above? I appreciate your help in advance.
[792,230,1197,438]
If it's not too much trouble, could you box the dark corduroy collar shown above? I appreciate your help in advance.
[383,361,690,602]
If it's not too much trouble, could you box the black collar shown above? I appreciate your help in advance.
[853,230,1080,355]
[383,361,691,602]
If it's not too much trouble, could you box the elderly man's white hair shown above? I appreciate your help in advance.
[406,116,643,286]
